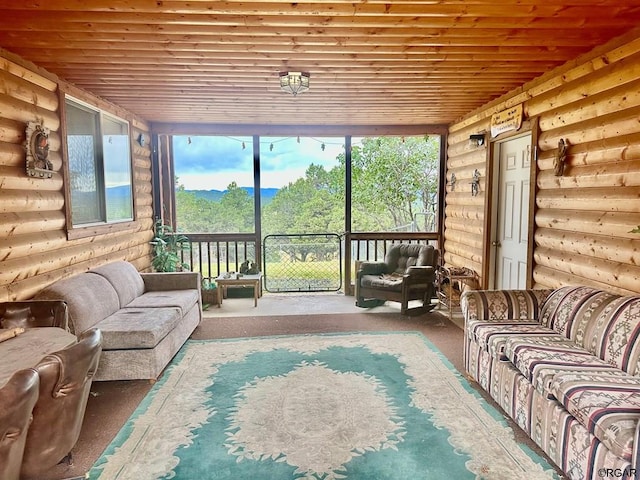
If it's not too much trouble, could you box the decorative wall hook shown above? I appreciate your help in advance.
[470,169,480,196]
[554,138,568,176]
[449,172,457,191]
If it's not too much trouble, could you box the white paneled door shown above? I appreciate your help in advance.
[493,134,531,290]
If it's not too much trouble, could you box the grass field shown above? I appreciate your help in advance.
[197,259,347,292]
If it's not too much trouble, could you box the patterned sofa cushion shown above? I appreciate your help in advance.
[504,337,618,396]
[538,286,620,344]
[550,371,640,462]
[581,297,640,376]
[469,322,559,358]
[461,289,552,323]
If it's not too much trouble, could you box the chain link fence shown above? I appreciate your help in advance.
[263,233,342,292]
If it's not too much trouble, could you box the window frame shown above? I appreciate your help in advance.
[60,92,137,240]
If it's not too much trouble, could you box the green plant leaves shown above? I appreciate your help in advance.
[150,218,191,272]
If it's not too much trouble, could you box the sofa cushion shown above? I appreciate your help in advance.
[96,307,182,350]
[462,289,553,323]
[90,261,145,308]
[550,370,640,462]
[470,322,561,358]
[385,243,435,274]
[359,273,403,292]
[125,289,199,314]
[538,286,620,343]
[504,337,618,396]
[35,272,120,334]
[581,297,640,376]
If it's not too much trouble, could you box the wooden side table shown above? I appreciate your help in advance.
[436,266,476,321]
[215,273,263,307]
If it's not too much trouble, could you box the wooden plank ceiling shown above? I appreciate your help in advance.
[0,1,639,127]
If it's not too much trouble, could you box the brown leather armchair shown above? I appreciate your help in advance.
[0,369,39,480]
[20,328,102,479]
[356,243,439,315]
[0,300,69,330]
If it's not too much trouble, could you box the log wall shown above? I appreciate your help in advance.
[0,50,154,301]
[446,33,640,296]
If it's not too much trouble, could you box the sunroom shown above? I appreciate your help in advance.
[0,2,639,480]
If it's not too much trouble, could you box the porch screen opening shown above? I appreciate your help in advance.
[350,135,440,235]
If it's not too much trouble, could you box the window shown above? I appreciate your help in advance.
[351,135,440,233]
[172,135,255,233]
[260,136,344,237]
[65,97,133,227]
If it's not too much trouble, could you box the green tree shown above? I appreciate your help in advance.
[175,184,219,233]
[175,135,440,237]
[347,136,439,232]
[217,181,254,232]
[176,182,254,233]
[262,164,343,261]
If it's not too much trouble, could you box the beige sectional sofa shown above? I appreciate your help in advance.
[35,261,202,381]
[462,285,640,480]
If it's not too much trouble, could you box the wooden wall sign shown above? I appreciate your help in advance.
[25,122,53,178]
[490,104,523,138]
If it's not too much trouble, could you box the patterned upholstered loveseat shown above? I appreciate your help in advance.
[462,286,640,480]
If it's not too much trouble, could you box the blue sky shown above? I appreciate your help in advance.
[172,136,345,190]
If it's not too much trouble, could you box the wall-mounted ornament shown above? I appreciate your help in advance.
[449,172,457,191]
[24,122,53,178]
[137,133,145,147]
[554,138,568,176]
[469,133,486,147]
[470,169,480,196]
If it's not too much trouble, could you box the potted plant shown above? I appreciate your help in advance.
[201,277,219,307]
[150,219,190,272]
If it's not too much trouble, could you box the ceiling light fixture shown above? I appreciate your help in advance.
[279,71,310,96]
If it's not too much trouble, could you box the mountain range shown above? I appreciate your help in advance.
[105,185,280,204]
[186,187,279,203]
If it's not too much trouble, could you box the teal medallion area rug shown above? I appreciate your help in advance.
[88,332,560,480]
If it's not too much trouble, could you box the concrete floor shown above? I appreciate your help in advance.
[204,291,393,316]
[203,291,464,328]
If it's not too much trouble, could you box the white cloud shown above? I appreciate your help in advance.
[174,136,344,191]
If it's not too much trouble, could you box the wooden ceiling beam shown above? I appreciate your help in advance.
[110,92,486,101]
[33,55,562,68]
[0,3,637,18]
[0,11,636,30]
[48,63,551,73]
[17,51,579,65]
[12,45,584,59]
[68,79,527,89]
[0,27,615,45]
[2,0,636,9]
[0,32,607,48]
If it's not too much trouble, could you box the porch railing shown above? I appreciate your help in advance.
[181,233,257,282]
[179,231,439,293]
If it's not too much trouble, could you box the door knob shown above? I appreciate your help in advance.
[491,241,501,247]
